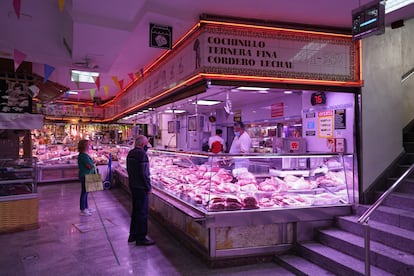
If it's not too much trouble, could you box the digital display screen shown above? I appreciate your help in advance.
[310,92,327,106]
[352,0,385,40]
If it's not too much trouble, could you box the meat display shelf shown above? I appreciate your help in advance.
[113,149,357,263]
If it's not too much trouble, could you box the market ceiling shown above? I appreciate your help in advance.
[1,0,413,106]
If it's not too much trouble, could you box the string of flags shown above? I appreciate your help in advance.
[11,0,147,112]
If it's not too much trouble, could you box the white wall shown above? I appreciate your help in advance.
[402,19,414,125]
[360,19,414,190]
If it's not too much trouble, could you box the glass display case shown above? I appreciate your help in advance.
[113,149,355,262]
[0,158,37,196]
[0,158,39,233]
[36,144,121,183]
[147,149,353,212]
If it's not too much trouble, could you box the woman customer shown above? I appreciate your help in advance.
[77,139,95,216]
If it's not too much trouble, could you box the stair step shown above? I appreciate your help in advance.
[318,228,414,275]
[400,153,414,165]
[298,242,393,276]
[403,131,414,141]
[274,254,335,276]
[383,192,414,210]
[386,177,414,193]
[403,141,414,153]
[356,205,414,231]
[336,216,414,254]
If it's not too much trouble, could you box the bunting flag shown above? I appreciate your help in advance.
[82,107,86,114]
[89,106,93,112]
[118,79,124,90]
[128,73,136,82]
[36,103,42,112]
[58,0,65,13]
[65,91,69,99]
[90,88,96,100]
[62,105,66,113]
[74,105,78,110]
[13,49,26,71]
[104,85,109,97]
[43,64,55,83]
[112,76,120,89]
[13,0,21,19]
[93,76,100,91]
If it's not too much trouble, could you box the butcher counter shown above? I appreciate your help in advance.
[113,149,356,265]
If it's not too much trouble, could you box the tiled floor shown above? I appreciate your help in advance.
[0,182,294,276]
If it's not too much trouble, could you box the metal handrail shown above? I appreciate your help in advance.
[358,162,414,276]
[358,162,414,223]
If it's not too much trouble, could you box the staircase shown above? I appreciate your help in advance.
[274,128,414,275]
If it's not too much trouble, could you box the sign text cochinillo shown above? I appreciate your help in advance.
[206,37,293,69]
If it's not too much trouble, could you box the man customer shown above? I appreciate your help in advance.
[126,135,155,246]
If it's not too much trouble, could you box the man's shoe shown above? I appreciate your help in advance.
[136,238,155,246]
[128,236,136,243]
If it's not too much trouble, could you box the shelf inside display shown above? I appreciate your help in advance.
[118,149,353,213]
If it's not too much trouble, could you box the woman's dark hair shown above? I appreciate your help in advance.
[78,139,89,153]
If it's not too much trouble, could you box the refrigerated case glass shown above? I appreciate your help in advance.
[143,149,354,212]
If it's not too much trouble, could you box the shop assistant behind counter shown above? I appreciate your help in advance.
[229,121,252,154]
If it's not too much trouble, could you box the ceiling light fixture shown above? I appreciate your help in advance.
[284,90,293,94]
[165,109,186,113]
[71,70,99,83]
[193,100,221,106]
[236,86,270,91]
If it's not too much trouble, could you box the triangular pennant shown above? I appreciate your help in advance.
[13,0,21,19]
[82,107,86,114]
[65,91,69,99]
[43,64,55,83]
[13,49,26,71]
[58,0,65,13]
[118,79,124,90]
[89,106,93,112]
[93,76,100,91]
[74,105,78,110]
[128,73,136,82]
[112,76,120,89]
[90,88,96,100]
[104,85,109,97]
[36,103,42,112]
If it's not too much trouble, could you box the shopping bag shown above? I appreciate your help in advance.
[85,168,103,192]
